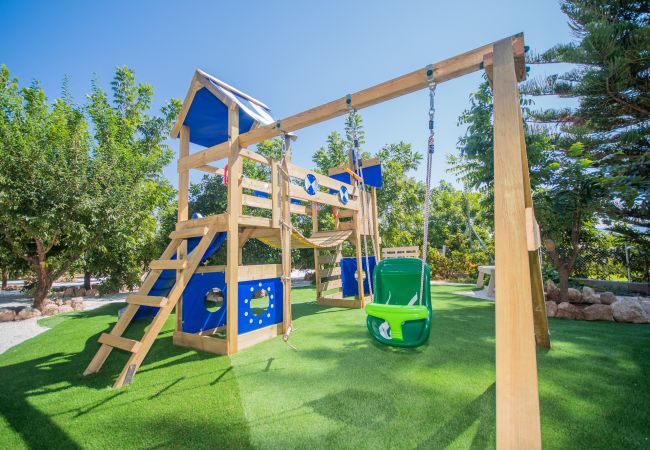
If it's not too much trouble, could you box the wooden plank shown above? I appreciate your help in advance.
[169,226,208,240]
[371,187,381,260]
[316,297,363,309]
[240,148,271,166]
[177,126,190,333]
[98,334,141,353]
[492,38,542,450]
[178,141,230,171]
[320,266,341,279]
[320,279,342,291]
[172,331,228,355]
[242,193,310,216]
[226,105,241,354]
[239,215,273,228]
[271,160,280,228]
[312,201,322,299]
[238,264,283,281]
[176,213,228,231]
[149,259,187,270]
[382,246,420,258]
[289,184,359,210]
[195,265,227,274]
[280,135,293,336]
[237,34,525,149]
[319,254,342,265]
[126,295,168,307]
[328,157,381,176]
[287,161,357,194]
[525,207,541,251]
[237,323,283,351]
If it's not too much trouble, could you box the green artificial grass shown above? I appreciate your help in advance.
[0,285,648,449]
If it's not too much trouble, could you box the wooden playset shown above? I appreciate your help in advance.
[84,33,550,448]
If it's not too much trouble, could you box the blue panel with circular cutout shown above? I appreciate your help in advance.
[181,271,227,333]
[238,277,283,334]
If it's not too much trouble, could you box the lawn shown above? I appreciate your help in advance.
[0,285,648,449]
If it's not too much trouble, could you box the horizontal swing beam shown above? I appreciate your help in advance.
[177,34,525,168]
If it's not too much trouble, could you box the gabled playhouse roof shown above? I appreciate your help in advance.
[171,69,274,148]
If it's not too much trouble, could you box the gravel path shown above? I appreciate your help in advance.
[0,292,127,355]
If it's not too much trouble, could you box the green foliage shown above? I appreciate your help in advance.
[523,0,649,253]
[0,64,178,305]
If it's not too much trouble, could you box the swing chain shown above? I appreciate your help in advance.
[420,66,437,305]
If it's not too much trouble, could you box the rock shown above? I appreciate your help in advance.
[55,291,65,299]
[73,287,86,297]
[567,288,582,303]
[70,297,85,311]
[0,308,16,322]
[55,299,63,306]
[545,280,560,301]
[63,287,75,297]
[16,306,42,320]
[545,301,557,318]
[642,302,650,319]
[583,304,614,321]
[58,305,74,314]
[63,300,72,306]
[599,292,617,305]
[612,299,649,324]
[581,286,600,304]
[86,288,100,297]
[41,303,60,316]
[556,302,584,320]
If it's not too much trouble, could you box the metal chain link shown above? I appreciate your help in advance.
[420,69,436,305]
[347,105,375,299]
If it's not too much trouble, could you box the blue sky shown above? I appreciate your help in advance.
[0,0,573,188]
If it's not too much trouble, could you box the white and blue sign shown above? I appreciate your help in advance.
[339,185,349,205]
[304,173,319,196]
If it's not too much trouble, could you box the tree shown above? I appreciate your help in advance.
[449,80,610,299]
[523,0,649,255]
[82,67,178,292]
[0,65,178,308]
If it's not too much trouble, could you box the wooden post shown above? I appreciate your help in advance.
[176,125,190,332]
[517,100,551,349]
[281,135,292,333]
[226,105,241,354]
[371,187,381,261]
[492,38,542,449]
[311,201,321,300]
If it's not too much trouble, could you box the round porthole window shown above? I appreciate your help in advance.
[250,288,269,316]
[204,287,224,312]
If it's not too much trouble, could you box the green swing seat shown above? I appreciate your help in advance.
[365,258,432,347]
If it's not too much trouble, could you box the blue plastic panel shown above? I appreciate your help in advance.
[340,256,376,297]
[238,277,283,334]
[181,271,227,333]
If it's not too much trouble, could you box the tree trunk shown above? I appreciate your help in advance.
[1,268,7,290]
[558,266,570,302]
[84,271,92,290]
[32,259,53,310]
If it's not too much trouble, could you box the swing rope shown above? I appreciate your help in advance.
[276,122,297,350]
[346,100,375,300]
[420,66,437,306]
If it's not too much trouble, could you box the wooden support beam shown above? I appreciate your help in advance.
[492,38,542,450]
[236,34,524,149]
[149,260,187,271]
[226,105,241,354]
[126,295,168,308]
[237,323,283,351]
[311,201,322,300]
[172,331,228,355]
[98,334,141,353]
[280,135,293,335]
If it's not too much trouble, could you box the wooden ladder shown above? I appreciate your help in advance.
[84,219,221,388]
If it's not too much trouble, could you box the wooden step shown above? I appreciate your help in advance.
[126,295,168,307]
[98,333,141,353]
[169,226,209,240]
[149,259,187,270]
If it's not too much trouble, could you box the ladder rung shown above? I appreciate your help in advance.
[149,259,187,270]
[126,295,168,307]
[98,333,141,353]
[169,226,209,239]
